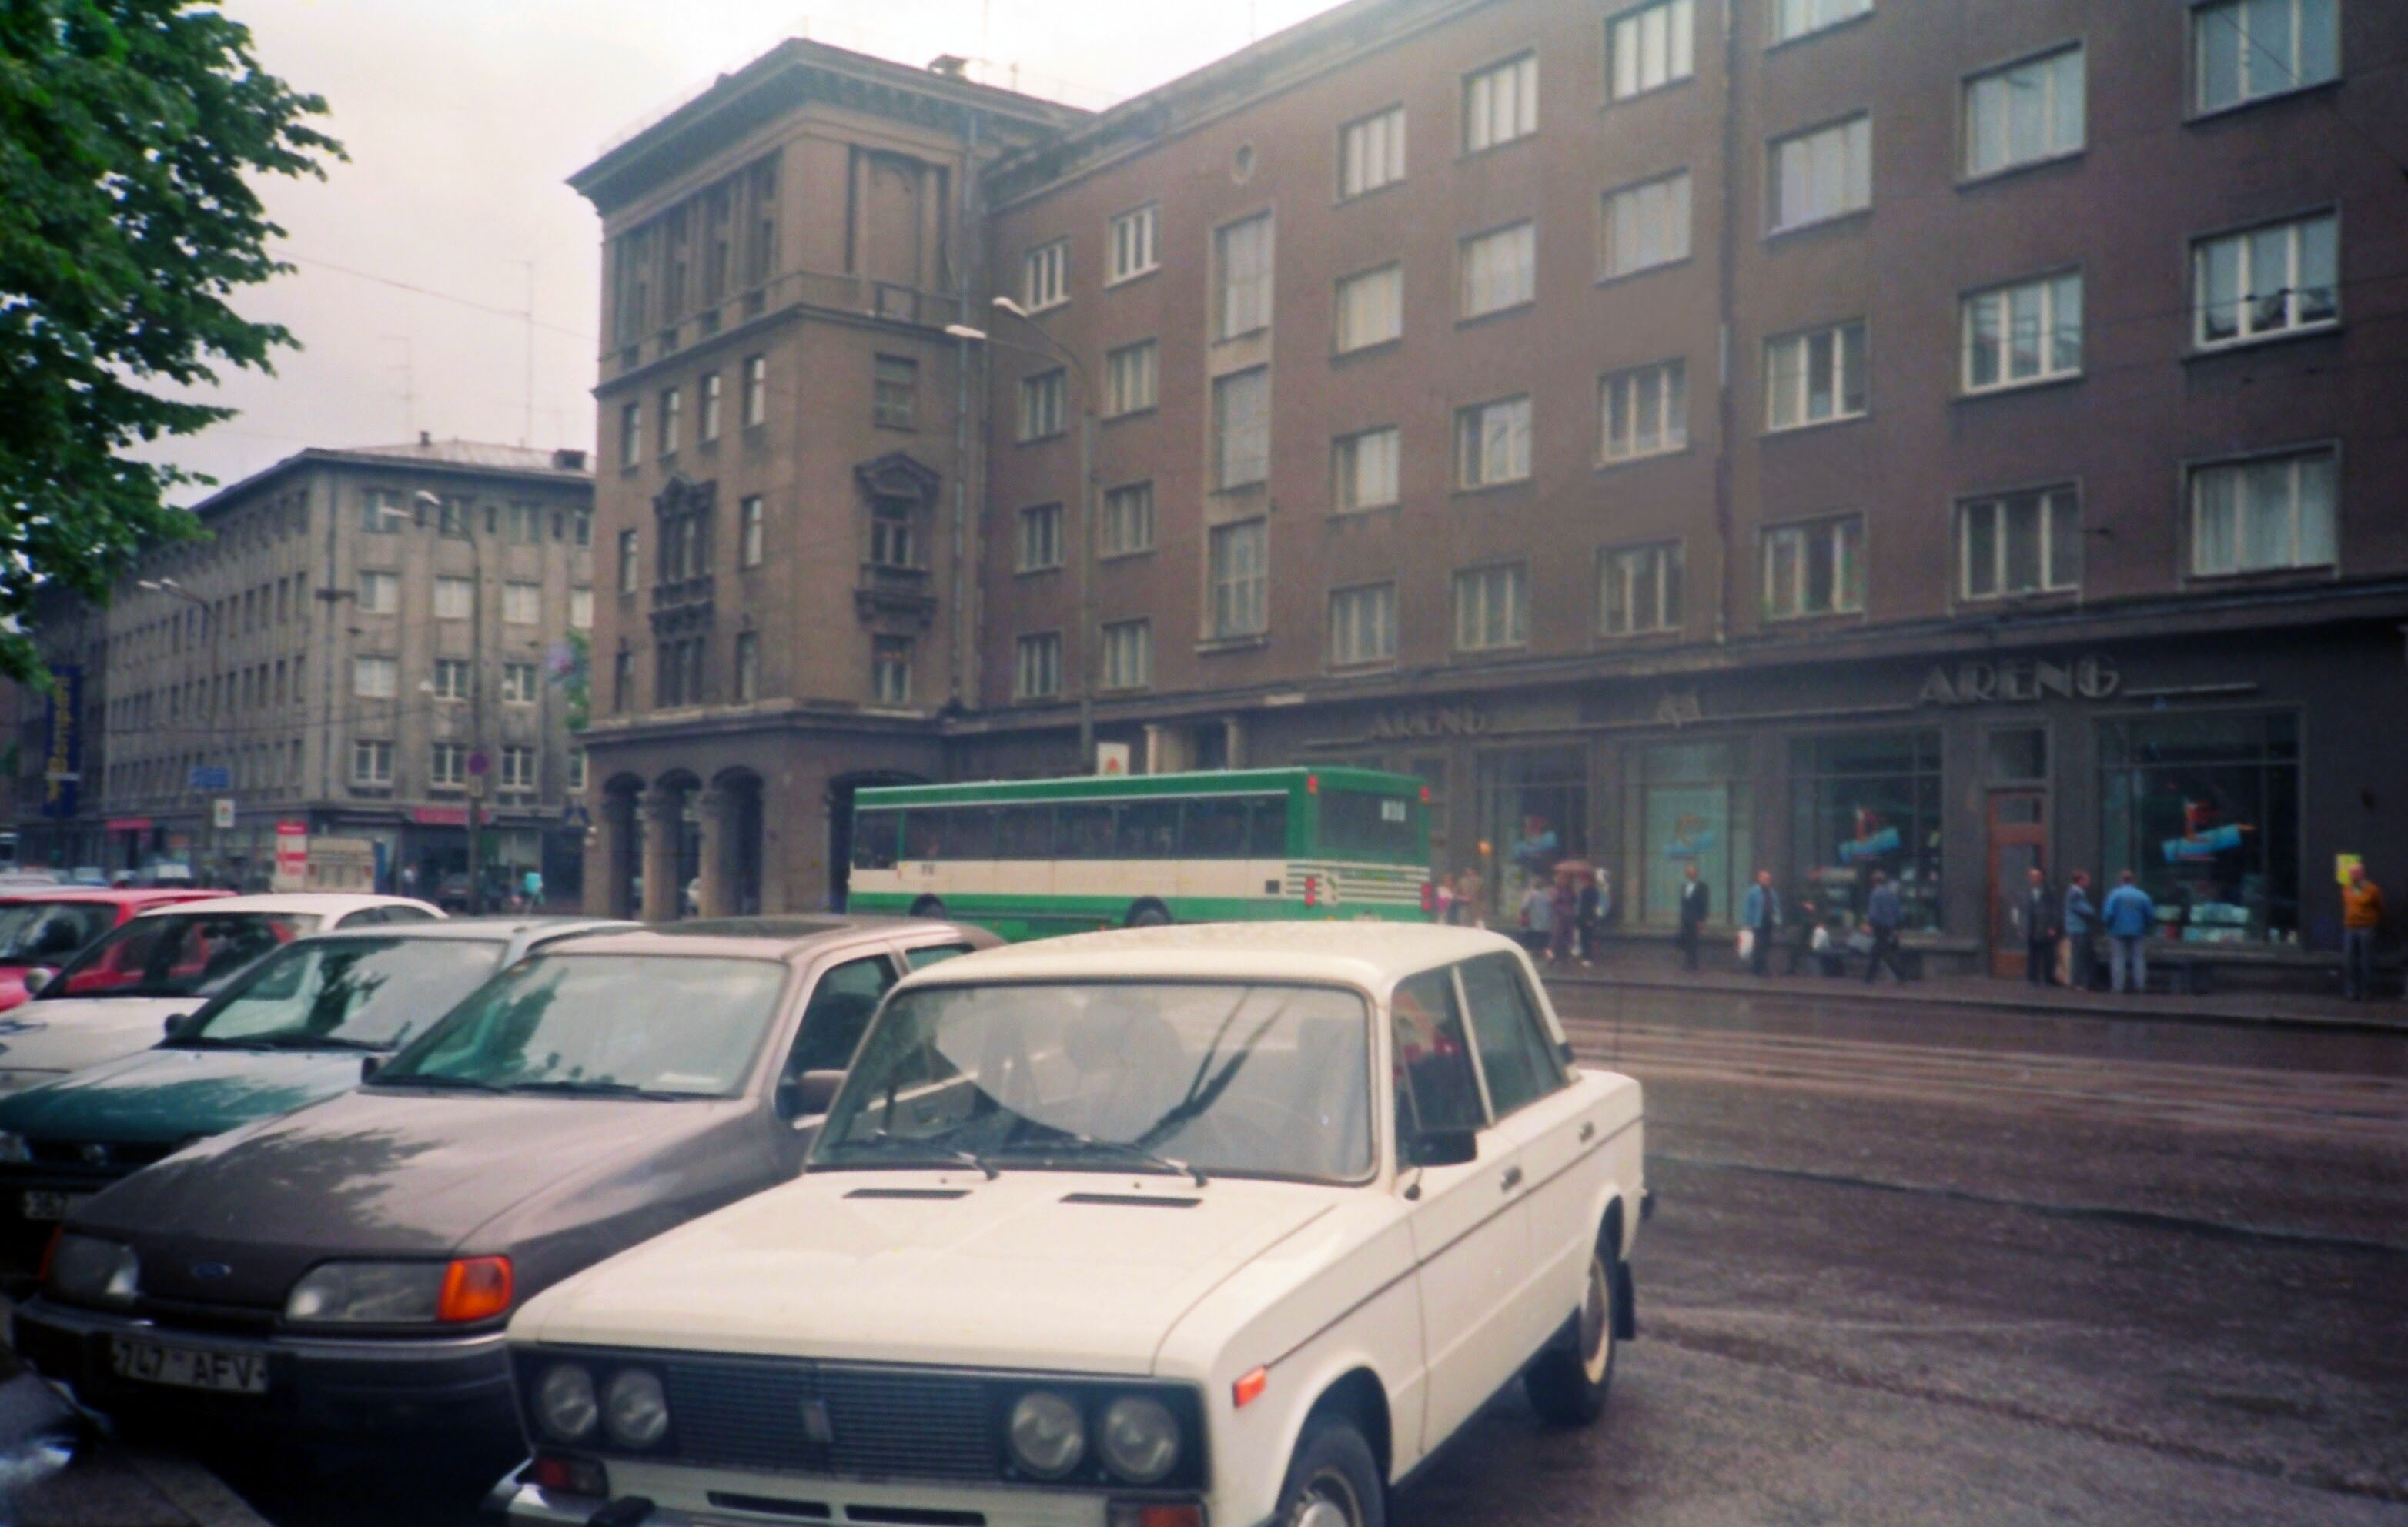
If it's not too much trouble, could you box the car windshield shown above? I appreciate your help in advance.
[816,981,1374,1183]
[377,954,788,1098]
[174,937,503,1052]
[0,901,118,964]
[39,911,318,1000]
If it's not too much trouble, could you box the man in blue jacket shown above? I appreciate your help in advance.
[1862,870,1908,984]
[2062,870,2099,991]
[2102,870,2155,994]
[1742,870,1780,976]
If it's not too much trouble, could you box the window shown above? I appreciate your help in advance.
[1393,970,1483,1145]
[1609,0,1694,99]
[2194,0,2339,113]
[357,570,398,614]
[1772,0,1871,44]
[1334,427,1401,511]
[1213,367,1271,490]
[656,637,706,707]
[1453,563,1530,650]
[432,658,470,700]
[870,503,915,569]
[567,751,587,794]
[434,576,473,620]
[360,487,403,533]
[1965,45,2084,177]
[1961,486,2080,600]
[742,354,767,427]
[1208,520,1269,639]
[2193,212,2339,349]
[430,742,467,787]
[1102,619,1152,690]
[619,400,642,469]
[1964,273,2082,391]
[1770,115,1871,232]
[1340,106,1406,198]
[1022,239,1069,311]
[2189,447,2337,576]
[1015,633,1063,699]
[1329,583,1396,667]
[503,581,540,624]
[871,637,913,705]
[570,587,594,630]
[1460,222,1536,318]
[1456,396,1533,488]
[1600,171,1691,278]
[572,510,592,547]
[1101,483,1154,556]
[1018,369,1067,442]
[508,503,540,544]
[658,386,681,456]
[1791,731,1943,932]
[734,631,759,701]
[1599,540,1684,633]
[1018,503,1065,572]
[612,650,634,713]
[618,530,640,593]
[1105,340,1158,416]
[699,373,722,442]
[1600,359,1688,461]
[353,655,396,698]
[502,662,539,703]
[1763,514,1865,618]
[1109,204,1158,284]
[2102,713,2300,945]
[501,746,535,791]
[352,739,393,786]
[873,356,917,429]
[1463,52,1537,152]
[1216,213,1275,339]
[1335,264,1403,353]
[1764,320,1868,429]
[1459,953,1565,1115]
[739,496,764,566]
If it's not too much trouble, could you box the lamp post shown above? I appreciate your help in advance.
[952,295,1098,773]
[139,578,216,876]
[406,491,487,914]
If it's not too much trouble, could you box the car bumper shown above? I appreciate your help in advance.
[501,1466,1202,1527]
[12,1295,517,1441]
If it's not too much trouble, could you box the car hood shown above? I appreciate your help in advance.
[0,1047,367,1144]
[0,997,195,1078]
[514,1170,1345,1375]
[75,1089,746,1308]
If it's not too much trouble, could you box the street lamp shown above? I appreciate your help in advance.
[403,490,489,914]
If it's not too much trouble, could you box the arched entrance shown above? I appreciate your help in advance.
[652,771,703,920]
[705,769,765,917]
[602,775,644,919]
[826,770,925,911]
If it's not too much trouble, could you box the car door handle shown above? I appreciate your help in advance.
[1578,1121,1596,1144]
[1500,1164,1523,1193]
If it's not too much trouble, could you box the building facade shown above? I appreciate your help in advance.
[17,439,597,899]
[582,2,2408,977]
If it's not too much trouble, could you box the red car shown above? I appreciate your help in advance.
[0,888,231,1014]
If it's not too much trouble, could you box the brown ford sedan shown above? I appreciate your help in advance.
[10,916,995,1445]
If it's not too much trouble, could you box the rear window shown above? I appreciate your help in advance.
[42,911,316,1000]
[0,901,119,962]
[1317,791,1421,860]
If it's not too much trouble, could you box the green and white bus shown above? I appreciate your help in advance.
[845,767,1433,941]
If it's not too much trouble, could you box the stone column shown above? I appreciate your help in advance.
[581,814,616,917]
[693,788,731,921]
[638,787,681,924]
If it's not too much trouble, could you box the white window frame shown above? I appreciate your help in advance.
[1017,503,1065,573]
[1452,563,1530,652]
[1600,170,1691,279]
[658,386,681,456]
[1456,395,1533,489]
[1764,319,1868,432]
[1962,272,2083,393]
[503,581,540,625]
[1101,619,1153,690]
[1018,369,1068,443]
[1463,52,1539,153]
[351,739,393,787]
[1207,520,1269,640]
[1014,632,1064,700]
[1334,426,1403,512]
[1962,45,2085,179]
[1101,482,1156,557]
[1608,0,1695,101]
[1598,540,1684,635]
[430,742,467,788]
[2192,211,2340,350]
[1459,221,1536,319]
[356,570,398,614]
[502,661,539,704]
[1958,485,2082,601]
[1022,239,1069,312]
[1108,204,1159,285]
[617,530,640,594]
[1761,514,1865,619]
[1105,339,1159,417]
[619,400,641,469]
[566,751,587,794]
[1328,582,1398,668]
[570,586,594,630]
[870,636,913,706]
[352,655,396,699]
[1335,263,1404,353]
[1600,359,1689,462]
[1769,113,1872,233]
[1339,105,1407,199]
[1771,0,1871,46]
[2187,446,2338,577]
[1216,213,1275,339]
[742,354,767,428]
[699,373,722,442]
[740,496,765,566]
[431,658,470,701]
[433,576,473,620]
[1213,367,1271,491]
[2192,0,2340,115]
[500,746,536,792]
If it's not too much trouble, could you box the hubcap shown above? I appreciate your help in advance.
[1296,1504,1353,1527]
[1580,1254,1613,1384]
[1295,1465,1363,1527]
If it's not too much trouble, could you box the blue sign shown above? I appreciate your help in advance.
[39,666,81,820]
[188,765,232,792]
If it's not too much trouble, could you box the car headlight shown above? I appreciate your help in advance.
[1098,1395,1180,1484]
[1007,1389,1086,1479]
[47,1234,138,1306]
[603,1368,669,1449]
[537,1362,600,1444]
[0,1130,28,1161]
[285,1261,446,1323]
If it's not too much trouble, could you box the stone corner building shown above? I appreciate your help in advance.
[575,2,2408,982]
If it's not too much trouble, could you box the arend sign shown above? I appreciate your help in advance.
[1917,654,2119,707]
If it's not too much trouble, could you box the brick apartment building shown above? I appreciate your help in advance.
[577,0,2407,977]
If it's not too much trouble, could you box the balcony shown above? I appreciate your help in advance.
[855,563,935,628]
[609,273,963,376]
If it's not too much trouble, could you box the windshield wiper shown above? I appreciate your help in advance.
[995,1135,1207,1186]
[503,1078,680,1101]
[256,1034,385,1053]
[817,1130,998,1179]
[165,1036,276,1052]
[370,1071,508,1094]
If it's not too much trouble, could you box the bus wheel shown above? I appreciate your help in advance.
[909,896,948,919]
[1127,901,1172,927]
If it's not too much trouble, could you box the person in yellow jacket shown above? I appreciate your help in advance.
[2342,863,2385,1001]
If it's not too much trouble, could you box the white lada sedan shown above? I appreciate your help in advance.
[500,923,1646,1527]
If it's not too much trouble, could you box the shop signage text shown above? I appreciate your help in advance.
[1918,654,2119,707]
[1366,705,1489,741]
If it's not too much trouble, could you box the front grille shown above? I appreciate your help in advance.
[662,1358,998,1482]
[28,1140,175,1169]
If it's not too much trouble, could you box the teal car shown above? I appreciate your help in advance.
[0,920,624,1271]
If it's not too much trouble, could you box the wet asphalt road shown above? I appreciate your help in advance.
[35,982,2408,1526]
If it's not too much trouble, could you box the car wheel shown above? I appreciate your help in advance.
[1274,1415,1385,1527]
[1523,1241,1617,1425]
[1127,902,1172,927]
[909,896,948,918]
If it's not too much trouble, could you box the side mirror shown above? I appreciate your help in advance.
[1405,1127,1479,1169]
[360,1055,383,1082]
[775,1068,846,1121]
[162,1011,192,1037]
[21,969,53,1001]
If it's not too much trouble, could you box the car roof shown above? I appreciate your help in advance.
[129,893,442,919]
[899,921,1521,993]
[550,915,988,962]
[0,887,229,907]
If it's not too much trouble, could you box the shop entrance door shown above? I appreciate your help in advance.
[1986,791,2048,979]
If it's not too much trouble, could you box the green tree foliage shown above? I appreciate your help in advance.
[0,0,339,683]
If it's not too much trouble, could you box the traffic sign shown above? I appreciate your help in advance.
[189,765,231,791]
[467,750,490,777]
[212,798,236,830]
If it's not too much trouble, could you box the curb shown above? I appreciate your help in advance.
[120,1450,274,1527]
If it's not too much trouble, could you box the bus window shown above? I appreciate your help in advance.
[1181,797,1249,858]
[940,807,998,861]
[1319,791,1419,860]
[995,805,1052,859]
[854,810,901,870]
[1057,803,1113,859]
[1115,800,1179,858]
[1248,796,1290,857]
[902,810,944,861]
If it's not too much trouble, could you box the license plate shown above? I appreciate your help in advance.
[109,1335,270,1395]
[20,1191,88,1221]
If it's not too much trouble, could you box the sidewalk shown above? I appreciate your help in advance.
[1540,940,2408,1034]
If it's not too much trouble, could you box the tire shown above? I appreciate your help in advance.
[1127,901,1172,927]
[1523,1240,1617,1425]
[1272,1415,1386,1527]
[908,896,948,919]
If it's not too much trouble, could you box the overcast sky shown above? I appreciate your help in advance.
[166,0,1343,500]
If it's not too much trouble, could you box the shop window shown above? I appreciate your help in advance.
[1789,731,1943,934]
[2100,713,2299,945]
[1480,747,1588,921]
[1624,740,1748,927]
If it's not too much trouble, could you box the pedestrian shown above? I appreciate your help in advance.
[2341,860,2385,1001]
[1677,864,1708,972]
[2102,870,2155,994]
[1518,876,1556,961]
[1456,867,1485,928]
[1742,870,1780,976]
[1788,897,1820,976]
[2062,870,2099,992]
[1862,870,1908,984]
[2020,865,2057,986]
[1432,875,1455,926]
[522,866,544,913]
[1574,870,1604,967]
[1549,873,1579,968]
